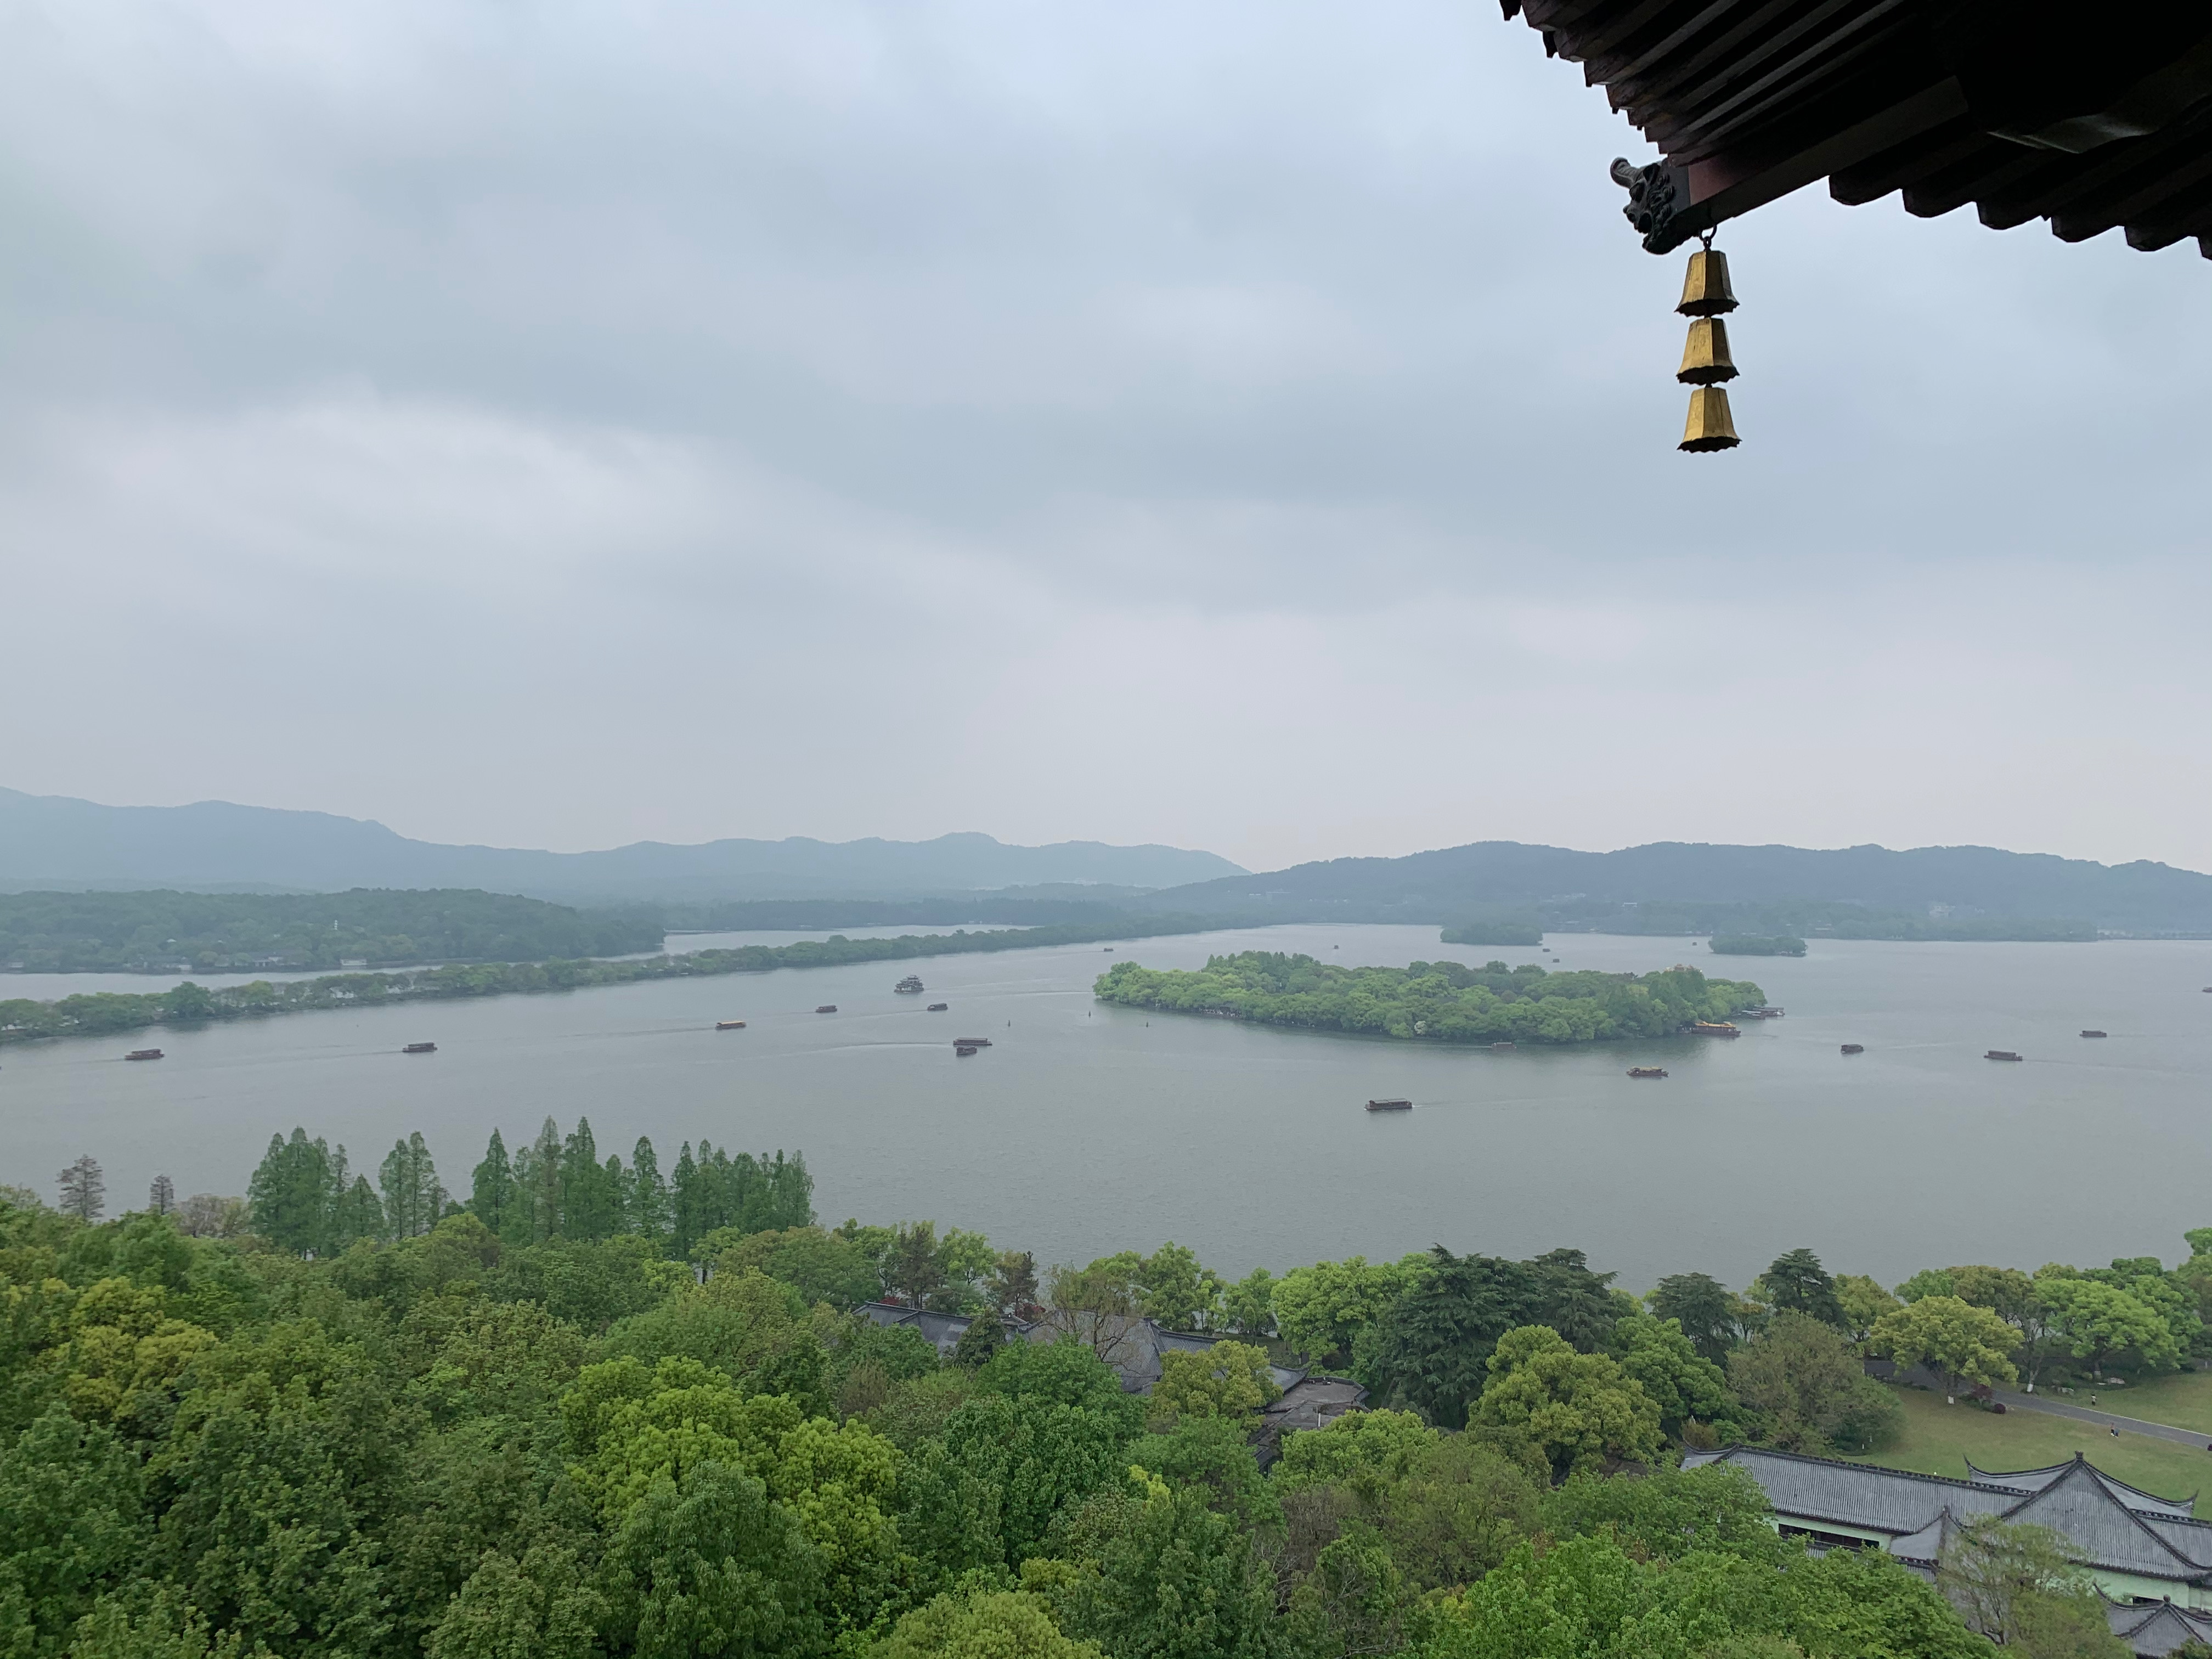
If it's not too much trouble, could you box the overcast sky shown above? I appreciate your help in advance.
[3,0,2206,875]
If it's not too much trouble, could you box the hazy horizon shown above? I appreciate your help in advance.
[6,781,2209,882]
[2,1,2205,874]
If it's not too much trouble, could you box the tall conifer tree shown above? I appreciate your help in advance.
[247,1128,335,1255]
[333,1175,385,1246]
[672,1142,701,1258]
[561,1118,619,1241]
[470,1128,518,1237]
[379,1131,443,1239]
[527,1117,563,1242]
[630,1137,671,1251]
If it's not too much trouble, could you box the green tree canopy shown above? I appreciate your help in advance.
[600,1461,830,1659]
[1869,1295,2019,1398]
[1471,1326,1663,1479]
[1364,1247,1624,1430]
[1758,1249,1847,1329]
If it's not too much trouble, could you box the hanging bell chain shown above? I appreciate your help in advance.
[1675,241,1741,450]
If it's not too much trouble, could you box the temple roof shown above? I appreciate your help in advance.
[2110,1597,2212,1658]
[1499,1,2212,258]
[1968,1455,2198,1518]
[1686,1446,2212,1585]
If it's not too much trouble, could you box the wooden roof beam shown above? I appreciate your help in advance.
[1598,0,1849,110]
[1641,8,1919,162]
[2121,178,2212,249]
[2051,151,2212,241]
[1978,117,2212,230]
[1662,77,1968,244]
[1829,121,1993,204]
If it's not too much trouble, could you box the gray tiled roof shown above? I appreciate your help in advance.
[1688,1446,2212,1588]
[2111,1598,2212,1658]
[1683,1447,2017,1537]
[1969,1457,2198,1518]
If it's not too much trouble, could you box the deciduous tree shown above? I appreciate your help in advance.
[2034,1274,2177,1376]
[1148,1340,1279,1427]
[599,1462,829,1659]
[1870,1295,2019,1401]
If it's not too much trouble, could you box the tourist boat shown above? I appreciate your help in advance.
[1985,1049,2023,1062]
[1841,1043,1864,1055]
[403,1042,437,1054]
[1688,1021,1740,1037]
[926,1002,948,1012]
[955,1043,979,1057]
[816,1005,838,1014]
[1491,1041,1515,1052]
[2080,1029,2107,1039]
[1365,1098,1413,1111]
[953,1037,992,1048]
[1740,1006,1785,1018]
[715,1020,747,1031]
[894,975,925,994]
[124,1048,164,1062]
[1627,1067,1667,1079]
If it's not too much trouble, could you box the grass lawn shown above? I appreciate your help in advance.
[2075,1370,2212,1436]
[1860,1385,2212,1500]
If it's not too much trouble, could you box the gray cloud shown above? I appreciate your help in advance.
[1,0,2205,870]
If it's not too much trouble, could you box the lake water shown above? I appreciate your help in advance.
[3,927,2207,1293]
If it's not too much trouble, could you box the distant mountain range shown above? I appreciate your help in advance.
[1135,840,2212,935]
[5,787,2204,934]
[0,788,1245,901]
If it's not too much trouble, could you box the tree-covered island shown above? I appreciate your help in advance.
[1706,935,1808,957]
[1092,953,1762,1045]
[0,917,1224,1048]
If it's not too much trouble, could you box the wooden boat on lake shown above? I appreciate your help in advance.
[403,1042,437,1054]
[1841,1043,1864,1055]
[1689,1021,1740,1037]
[715,1020,747,1031]
[2080,1029,2107,1039]
[124,1048,164,1062]
[1985,1049,2023,1062]
[955,1043,979,1057]
[1491,1041,1515,1052]
[1365,1098,1413,1111]
[1627,1066,1667,1079]
[816,1005,838,1014]
[927,1003,948,1012]
[953,1037,991,1048]
[894,975,925,994]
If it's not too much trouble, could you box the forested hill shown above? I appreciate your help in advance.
[0,787,1244,901]
[1135,840,2212,934]
[0,889,664,974]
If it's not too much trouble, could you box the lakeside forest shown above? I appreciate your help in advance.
[0,918,1218,1048]
[10,1127,2207,1658]
[1092,955,1763,1045]
[0,891,666,976]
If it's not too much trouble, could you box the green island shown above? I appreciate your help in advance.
[0,888,667,975]
[7,1126,2211,1658]
[0,915,1220,1047]
[1436,918,1544,947]
[1707,934,1808,956]
[1093,951,1762,1043]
